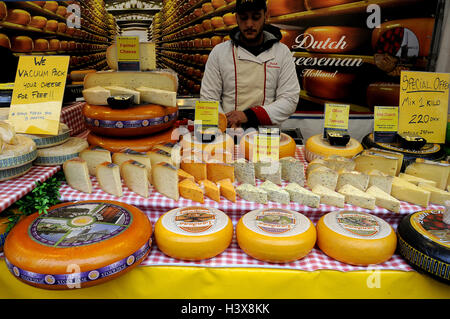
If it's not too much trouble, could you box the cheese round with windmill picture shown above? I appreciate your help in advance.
[3,200,153,289]
[236,208,316,263]
[304,134,363,162]
[154,206,233,261]
[239,131,296,161]
[316,211,397,266]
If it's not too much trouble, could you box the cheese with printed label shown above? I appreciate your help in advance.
[336,170,369,191]
[236,208,316,263]
[106,42,156,71]
[405,159,450,190]
[34,137,88,166]
[391,177,430,207]
[233,158,255,185]
[280,156,305,185]
[304,134,363,162]
[312,184,345,208]
[236,183,268,204]
[120,160,149,198]
[307,166,338,190]
[80,146,112,176]
[338,184,376,210]
[259,180,290,204]
[135,86,177,107]
[96,162,123,197]
[366,185,400,213]
[63,158,92,194]
[367,169,393,194]
[284,183,320,208]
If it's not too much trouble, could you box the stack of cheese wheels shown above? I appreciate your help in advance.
[154,206,233,260]
[397,209,449,284]
[239,130,296,161]
[236,208,316,263]
[304,134,363,162]
[316,211,397,266]
[3,200,153,289]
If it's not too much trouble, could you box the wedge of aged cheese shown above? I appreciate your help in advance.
[399,173,437,187]
[338,184,376,210]
[63,158,92,193]
[284,182,320,208]
[96,162,123,197]
[153,162,179,200]
[111,150,152,183]
[366,185,400,213]
[312,184,345,208]
[254,160,282,185]
[391,177,430,207]
[354,151,398,176]
[416,183,450,205]
[259,180,290,204]
[179,178,204,203]
[236,183,268,204]
[206,162,235,183]
[324,155,356,172]
[147,148,177,168]
[233,158,255,185]
[405,159,450,189]
[367,148,404,175]
[367,169,393,194]
[83,71,178,92]
[199,179,220,202]
[104,86,140,104]
[135,86,177,107]
[106,42,156,71]
[307,166,338,190]
[79,146,112,176]
[153,142,181,167]
[178,168,195,181]
[82,86,111,105]
[305,158,329,177]
[34,137,88,166]
[280,156,305,185]
[336,170,369,191]
[120,160,149,198]
[217,178,236,202]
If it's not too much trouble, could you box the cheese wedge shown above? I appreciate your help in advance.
[366,185,400,213]
[104,86,140,104]
[63,158,92,194]
[336,170,369,191]
[354,151,398,176]
[179,178,204,203]
[307,166,338,190]
[180,155,207,182]
[399,173,437,187]
[236,183,268,204]
[280,156,305,186]
[147,148,177,168]
[417,183,450,205]
[153,142,181,167]
[153,162,179,200]
[367,169,393,194]
[217,178,236,202]
[178,168,195,181]
[312,184,345,208]
[96,162,123,197]
[206,162,235,183]
[82,86,111,105]
[135,86,177,107]
[405,159,450,189]
[199,179,220,202]
[259,180,290,204]
[284,182,320,208]
[324,155,356,171]
[111,150,152,183]
[254,160,282,185]
[233,158,255,185]
[338,184,376,210]
[120,160,149,198]
[367,148,404,175]
[391,177,430,207]
[306,158,328,177]
[79,146,112,176]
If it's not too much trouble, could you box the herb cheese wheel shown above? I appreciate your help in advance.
[154,206,233,261]
[34,137,88,166]
[3,200,152,289]
[239,131,296,160]
[83,103,178,137]
[304,134,363,162]
[236,208,316,263]
[19,123,70,149]
[0,135,37,170]
[397,210,449,284]
[316,211,397,266]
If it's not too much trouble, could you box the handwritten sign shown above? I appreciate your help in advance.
[194,100,219,127]
[398,71,449,143]
[252,127,280,162]
[323,103,350,137]
[373,106,398,142]
[9,55,70,135]
[116,36,140,71]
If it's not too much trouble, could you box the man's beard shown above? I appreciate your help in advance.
[240,28,264,46]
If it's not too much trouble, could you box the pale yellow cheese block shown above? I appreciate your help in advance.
[417,182,450,205]
[366,185,400,213]
[404,159,450,190]
[391,177,430,207]
[338,184,376,210]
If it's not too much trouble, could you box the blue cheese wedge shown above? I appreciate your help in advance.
[284,182,320,208]
[312,184,345,208]
[254,160,282,185]
[233,158,255,185]
[365,185,400,213]
[280,156,305,186]
[259,180,290,204]
[338,184,376,210]
[236,183,268,204]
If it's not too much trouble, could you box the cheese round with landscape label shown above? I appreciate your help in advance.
[154,206,233,261]
[3,200,153,289]
[316,211,397,266]
[236,208,316,263]
[239,131,296,161]
[304,134,363,162]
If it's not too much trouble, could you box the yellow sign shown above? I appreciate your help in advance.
[324,103,350,131]
[374,106,399,132]
[9,55,70,135]
[116,36,140,71]
[194,100,219,127]
[252,128,280,162]
[398,71,449,143]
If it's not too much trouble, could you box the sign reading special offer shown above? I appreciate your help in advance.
[9,55,70,135]
[398,71,449,144]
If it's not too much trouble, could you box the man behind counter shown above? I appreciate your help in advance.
[200,0,300,129]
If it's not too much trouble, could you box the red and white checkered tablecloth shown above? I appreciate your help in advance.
[60,102,86,137]
[0,165,60,213]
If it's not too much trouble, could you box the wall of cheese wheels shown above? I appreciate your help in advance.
[0,0,118,83]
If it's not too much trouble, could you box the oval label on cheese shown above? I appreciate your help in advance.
[162,207,229,236]
[410,210,450,248]
[324,211,392,239]
[243,208,311,237]
[29,202,132,247]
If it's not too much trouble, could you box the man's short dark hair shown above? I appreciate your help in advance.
[235,0,267,13]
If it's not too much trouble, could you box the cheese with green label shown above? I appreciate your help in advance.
[367,169,393,194]
[338,184,376,210]
[336,170,369,191]
[236,183,268,204]
[312,184,345,208]
[259,180,290,204]
[405,159,450,190]
[416,183,450,205]
[284,182,320,208]
[280,156,305,186]
[135,87,177,107]
[366,185,400,213]
[233,158,255,185]
[34,137,88,166]
[307,166,338,190]
[391,177,430,207]
[82,86,111,105]
[0,162,33,181]
[104,86,141,104]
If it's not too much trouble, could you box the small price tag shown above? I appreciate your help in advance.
[252,127,280,162]
[373,106,399,142]
[9,55,70,135]
[194,100,219,128]
[323,103,350,138]
[116,36,140,71]
[398,71,449,143]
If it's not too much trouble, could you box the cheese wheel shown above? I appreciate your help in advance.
[33,38,49,52]
[45,19,58,32]
[0,135,37,170]
[5,9,31,26]
[304,134,363,162]
[222,12,236,26]
[316,211,397,266]
[48,38,60,51]
[83,104,178,137]
[0,2,6,21]
[57,22,67,34]
[56,5,67,17]
[302,69,357,100]
[11,35,33,53]
[70,69,96,82]
[180,131,234,156]
[212,0,226,9]
[280,29,301,50]
[3,200,152,289]
[59,40,68,50]
[268,0,305,17]
[372,18,435,58]
[239,131,296,161]
[202,19,213,31]
[236,208,316,263]
[304,0,359,10]
[303,26,370,53]
[366,82,400,110]
[0,33,11,49]
[211,16,225,29]
[0,162,33,182]
[19,123,70,149]
[201,2,214,14]
[154,206,233,260]
[28,16,48,30]
[43,1,58,12]
[87,128,177,153]
[34,137,88,166]
[397,210,450,284]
